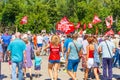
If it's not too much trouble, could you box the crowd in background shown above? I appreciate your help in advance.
[0,30,120,80]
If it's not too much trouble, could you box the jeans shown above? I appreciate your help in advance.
[113,48,120,67]
[102,58,113,80]
[12,61,23,80]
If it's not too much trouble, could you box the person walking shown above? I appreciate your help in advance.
[84,36,95,80]
[34,51,42,78]
[98,35,115,80]
[7,32,26,80]
[1,30,11,62]
[66,33,82,80]
[22,35,33,80]
[44,35,62,80]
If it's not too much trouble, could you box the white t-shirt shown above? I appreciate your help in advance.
[37,35,43,44]
[82,40,89,54]
[77,37,83,44]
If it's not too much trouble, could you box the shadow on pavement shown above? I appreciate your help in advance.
[45,78,61,80]
[0,74,8,80]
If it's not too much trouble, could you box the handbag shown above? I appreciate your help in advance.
[94,44,100,63]
[105,41,114,62]
[31,47,35,60]
[73,41,82,58]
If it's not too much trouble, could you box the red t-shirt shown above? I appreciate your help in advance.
[49,43,61,60]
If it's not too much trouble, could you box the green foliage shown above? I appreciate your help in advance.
[0,0,120,34]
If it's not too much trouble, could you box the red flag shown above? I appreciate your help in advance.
[79,29,83,34]
[106,16,113,25]
[75,22,80,29]
[20,16,28,25]
[110,16,113,25]
[118,31,120,35]
[105,20,111,28]
[92,15,101,24]
[83,24,86,30]
[109,29,114,35]
[88,23,93,28]
[105,29,114,35]
[56,17,75,34]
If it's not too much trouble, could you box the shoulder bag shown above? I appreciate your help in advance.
[73,41,82,58]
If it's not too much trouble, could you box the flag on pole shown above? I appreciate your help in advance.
[92,15,101,24]
[56,17,75,34]
[105,29,114,35]
[75,22,80,29]
[20,16,28,25]
[88,23,93,28]
[105,16,113,28]
[83,23,86,30]
[105,20,111,28]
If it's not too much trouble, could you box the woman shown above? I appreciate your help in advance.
[22,35,33,79]
[44,35,63,80]
[93,37,100,80]
[84,36,94,80]
[66,33,82,80]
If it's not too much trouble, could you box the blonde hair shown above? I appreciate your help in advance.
[51,35,60,46]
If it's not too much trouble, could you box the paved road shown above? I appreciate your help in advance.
[0,56,120,80]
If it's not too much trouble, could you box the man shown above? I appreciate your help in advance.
[7,32,26,80]
[112,35,120,68]
[36,33,43,53]
[63,34,73,59]
[98,35,115,80]
[1,31,11,62]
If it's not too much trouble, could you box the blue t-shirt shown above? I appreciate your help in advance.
[34,56,42,66]
[64,38,73,52]
[68,41,82,60]
[1,34,11,45]
[99,40,115,58]
[7,38,26,62]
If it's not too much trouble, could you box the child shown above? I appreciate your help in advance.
[34,51,42,78]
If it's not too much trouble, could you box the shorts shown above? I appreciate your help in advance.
[37,44,43,47]
[87,58,94,69]
[93,62,100,68]
[35,65,41,70]
[49,60,60,64]
[67,59,80,72]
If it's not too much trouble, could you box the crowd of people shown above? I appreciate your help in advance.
[0,30,120,80]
